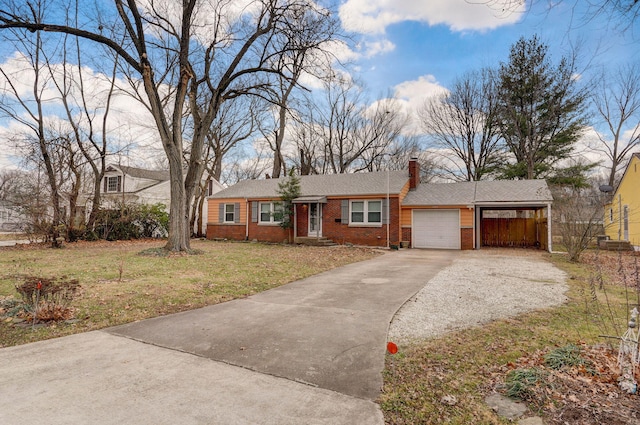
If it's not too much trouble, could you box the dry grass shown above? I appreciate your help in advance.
[0,239,380,347]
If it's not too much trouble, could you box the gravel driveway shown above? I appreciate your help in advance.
[388,250,568,344]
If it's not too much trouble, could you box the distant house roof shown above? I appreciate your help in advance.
[403,179,552,206]
[613,151,640,194]
[210,171,410,199]
[111,165,170,182]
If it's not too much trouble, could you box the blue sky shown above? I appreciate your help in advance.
[0,0,638,172]
[340,0,638,98]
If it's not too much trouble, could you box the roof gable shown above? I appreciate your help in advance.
[614,152,640,197]
[109,165,170,182]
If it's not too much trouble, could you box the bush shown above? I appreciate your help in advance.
[90,203,168,241]
[14,276,81,322]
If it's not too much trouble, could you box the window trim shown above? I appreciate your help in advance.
[349,199,383,227]
[258,201,283,225]
[105,175,121,193]
[223,203,235,223]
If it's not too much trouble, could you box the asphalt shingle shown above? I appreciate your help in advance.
[210,171,410,199]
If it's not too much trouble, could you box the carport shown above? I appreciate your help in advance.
[472,180,553,252]
[403,179,553,251]
[475,203,552,251]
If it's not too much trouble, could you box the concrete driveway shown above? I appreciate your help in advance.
[0,249,457,425]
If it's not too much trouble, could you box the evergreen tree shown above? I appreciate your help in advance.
[275,170,301,242]
[496,35,589,180]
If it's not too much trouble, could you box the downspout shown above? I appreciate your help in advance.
[294,203,297,240]
[245,198,249,241]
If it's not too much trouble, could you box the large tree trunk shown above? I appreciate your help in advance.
[166,152,190,251]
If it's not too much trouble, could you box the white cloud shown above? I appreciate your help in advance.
[0,51,162,169]
[363,75,448,136]
[393,75,448,127]
[363,39,396,57]
[339,0,525,35]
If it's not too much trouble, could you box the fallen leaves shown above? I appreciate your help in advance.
[491,343,640,425]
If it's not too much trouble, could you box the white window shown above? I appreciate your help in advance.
[224,204,235,223]
[259,202,282,224]
[350,200,382,225]
[106,176,121,192]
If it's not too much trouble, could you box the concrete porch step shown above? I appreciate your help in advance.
[294,237,338,247]
[599,240,634,251]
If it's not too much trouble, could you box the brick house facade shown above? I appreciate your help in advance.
[207,160,554,251]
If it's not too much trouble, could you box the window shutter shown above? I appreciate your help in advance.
[234,203,240,223]
[218,203,224,223]
[341,200,349,224]
[207,180,213,197]
[103,177,107,192]
[382,198,389,224]
[251,201,258,223]
[117,175,122,192]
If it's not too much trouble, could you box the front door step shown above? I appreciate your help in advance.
[294,237,338,246]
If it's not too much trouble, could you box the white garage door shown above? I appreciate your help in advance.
[413,210,460,249]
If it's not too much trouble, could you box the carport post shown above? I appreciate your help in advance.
[547,202,552,252]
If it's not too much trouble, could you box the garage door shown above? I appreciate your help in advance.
[413,210,460,249]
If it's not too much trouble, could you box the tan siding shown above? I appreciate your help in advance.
[401,207,412,227]
[398,182,411,202]
[460,208,474,227]
[207,198,247,224]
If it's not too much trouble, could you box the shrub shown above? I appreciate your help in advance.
[90,202,168,241]
[15,276,81,322]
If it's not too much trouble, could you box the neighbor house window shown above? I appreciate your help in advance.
[105,176,122,192]
[259,202,282,224]
[350,200,382,224]
[224,204,235,223]
[609,208,613,223]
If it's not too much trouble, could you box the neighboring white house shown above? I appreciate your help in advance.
[101,164,223,235]
[0,200,25,232]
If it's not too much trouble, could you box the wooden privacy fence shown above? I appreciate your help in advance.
[482,217,548,249]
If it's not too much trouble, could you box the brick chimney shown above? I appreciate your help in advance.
[409,158,420,190]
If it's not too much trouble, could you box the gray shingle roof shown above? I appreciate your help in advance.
[403,179,552,206]
[118,165,170,182]
[474,180,552,203]
[210,171,410,199]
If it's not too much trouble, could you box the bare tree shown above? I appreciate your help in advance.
[294,77,406,174]
[591,62,640,187]
[188,97,261,236]
[1,0,339,252]
[420,69,502,181]
[551,182,607,262]
[0,20,64,246]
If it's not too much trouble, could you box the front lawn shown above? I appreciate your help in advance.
[0,239,380,347]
